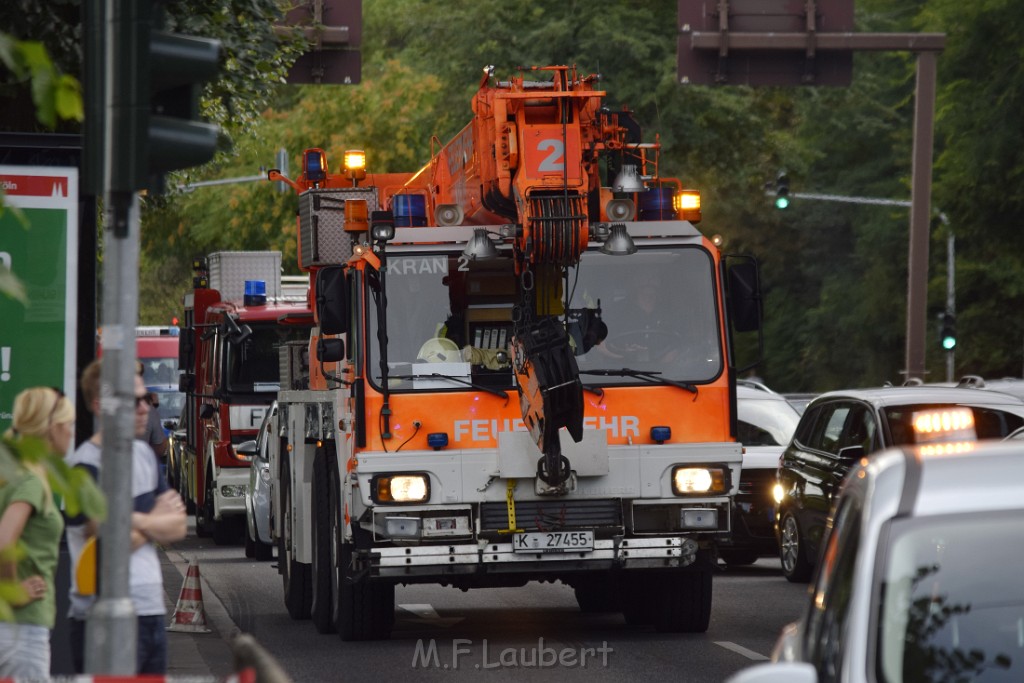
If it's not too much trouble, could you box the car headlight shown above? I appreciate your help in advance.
[772,483,784,504]
[372,473,430,504]
[672,466,727,495]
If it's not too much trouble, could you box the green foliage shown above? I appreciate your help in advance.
[129,0,1024,388]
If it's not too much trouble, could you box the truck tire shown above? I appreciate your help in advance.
[194,467,213,539]
[649,568,713,633]
[573,576,620,613]
[779,510,813,583]
[310,450,336,634]
[334,542,395,641]
[280,463,311,620]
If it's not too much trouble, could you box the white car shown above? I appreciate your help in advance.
[241,401,276,560]
[718,382,801,565]
[728,440,1024,683]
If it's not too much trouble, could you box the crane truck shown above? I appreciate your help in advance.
[176,251,312,544]
[265,65,762,639]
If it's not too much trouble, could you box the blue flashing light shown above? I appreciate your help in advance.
[427,432,449,450]
[304,148,327,182]
[244,279,267,306]
[651,426,671,444]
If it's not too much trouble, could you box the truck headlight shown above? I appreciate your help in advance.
[672,466,727,495]
[372,473,430,504]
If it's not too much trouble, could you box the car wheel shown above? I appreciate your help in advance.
[779,510,813,583]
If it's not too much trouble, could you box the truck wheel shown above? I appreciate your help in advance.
[334,541,395,641]
[194,468,212,538]
[649,568,713,633]
[719,549,759,566]
[310,451,336,634]
[779,510,813,583]
[573,576,620,613]
[254,534,274,561]
[281,463,311,619]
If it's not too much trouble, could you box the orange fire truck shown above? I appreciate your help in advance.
[265,65,762,638]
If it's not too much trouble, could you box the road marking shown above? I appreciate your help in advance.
[397,603,465,627]
[399,603,440,619]
[715,641,769,661]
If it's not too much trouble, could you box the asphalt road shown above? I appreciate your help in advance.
[173,529,808,683]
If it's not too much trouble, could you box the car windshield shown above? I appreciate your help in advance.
[368,246,723,389]
[139,357,178,385]
[876,511,1024,683]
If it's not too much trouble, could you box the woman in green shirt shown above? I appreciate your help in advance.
[0,387,75,679]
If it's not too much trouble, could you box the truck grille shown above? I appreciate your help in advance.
[480,499,621,532]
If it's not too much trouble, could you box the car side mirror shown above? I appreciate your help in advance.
[837,444,865,461]
[235,440,258,457]
[199,404,216,420]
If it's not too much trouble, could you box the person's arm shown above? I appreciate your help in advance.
[131,490,187,545]
[0,501,46,606]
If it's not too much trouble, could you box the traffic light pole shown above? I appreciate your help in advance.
[86,0,141,674]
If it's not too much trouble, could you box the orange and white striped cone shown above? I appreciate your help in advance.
[167,558,212,633]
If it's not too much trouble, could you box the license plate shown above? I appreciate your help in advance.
[513,530,594,553]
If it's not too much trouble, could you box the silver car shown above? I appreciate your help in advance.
[241,401,276,560]
[729,439,1024,683]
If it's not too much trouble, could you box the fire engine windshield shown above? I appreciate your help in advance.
[224,322,310,394]
[368,246,722,390]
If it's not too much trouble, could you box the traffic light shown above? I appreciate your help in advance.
[774,171,790,209]
[940,312,957,351]
[110,1,223,193]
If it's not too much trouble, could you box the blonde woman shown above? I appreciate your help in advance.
[0,387,75,679]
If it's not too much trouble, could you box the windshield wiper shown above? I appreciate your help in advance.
[579,368,698,395]
[389,374,509,400]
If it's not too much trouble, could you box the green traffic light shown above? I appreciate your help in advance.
[775,196,790,210]
[942,336,956,350]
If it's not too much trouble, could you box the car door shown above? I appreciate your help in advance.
[781,400,873,556]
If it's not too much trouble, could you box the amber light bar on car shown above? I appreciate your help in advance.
[911,408,976,444]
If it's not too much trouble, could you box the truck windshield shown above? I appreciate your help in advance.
[224,322,310,394]
[368,246,722,390]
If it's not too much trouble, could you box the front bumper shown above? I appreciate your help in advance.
[368,535,700,579]
[213,466,249,519]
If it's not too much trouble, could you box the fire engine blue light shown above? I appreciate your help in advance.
[651,426,671,443]
[305,150,326,181]
[244,280,267,306]
[427,432,449,450]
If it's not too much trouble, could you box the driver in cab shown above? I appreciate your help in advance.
[595,270,680,364]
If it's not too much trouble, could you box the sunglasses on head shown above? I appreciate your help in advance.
[48,387,66,425]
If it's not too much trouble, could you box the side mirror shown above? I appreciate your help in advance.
[316,266,349,336]
[837,444,865,461]
[727,260,762,333]
[318,338,346,363]
[178,374,194,393]
[199,404,216,420]
[235,440,258,457]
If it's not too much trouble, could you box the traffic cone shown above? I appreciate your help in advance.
[167,558,212,633]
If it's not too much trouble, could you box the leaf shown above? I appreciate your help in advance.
[0,265,28,304]
[54,73,83,121]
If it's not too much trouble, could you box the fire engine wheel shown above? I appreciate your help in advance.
[620,568,713,633]
[779,510,813,583]
[280,463,311,620]
[194,466,213,539]
[573,576,620,613]
[333,539,395,641]
[310,450,336,634]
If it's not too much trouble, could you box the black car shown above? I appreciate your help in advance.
[774,385,1024,582]
[718,383,801,566]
